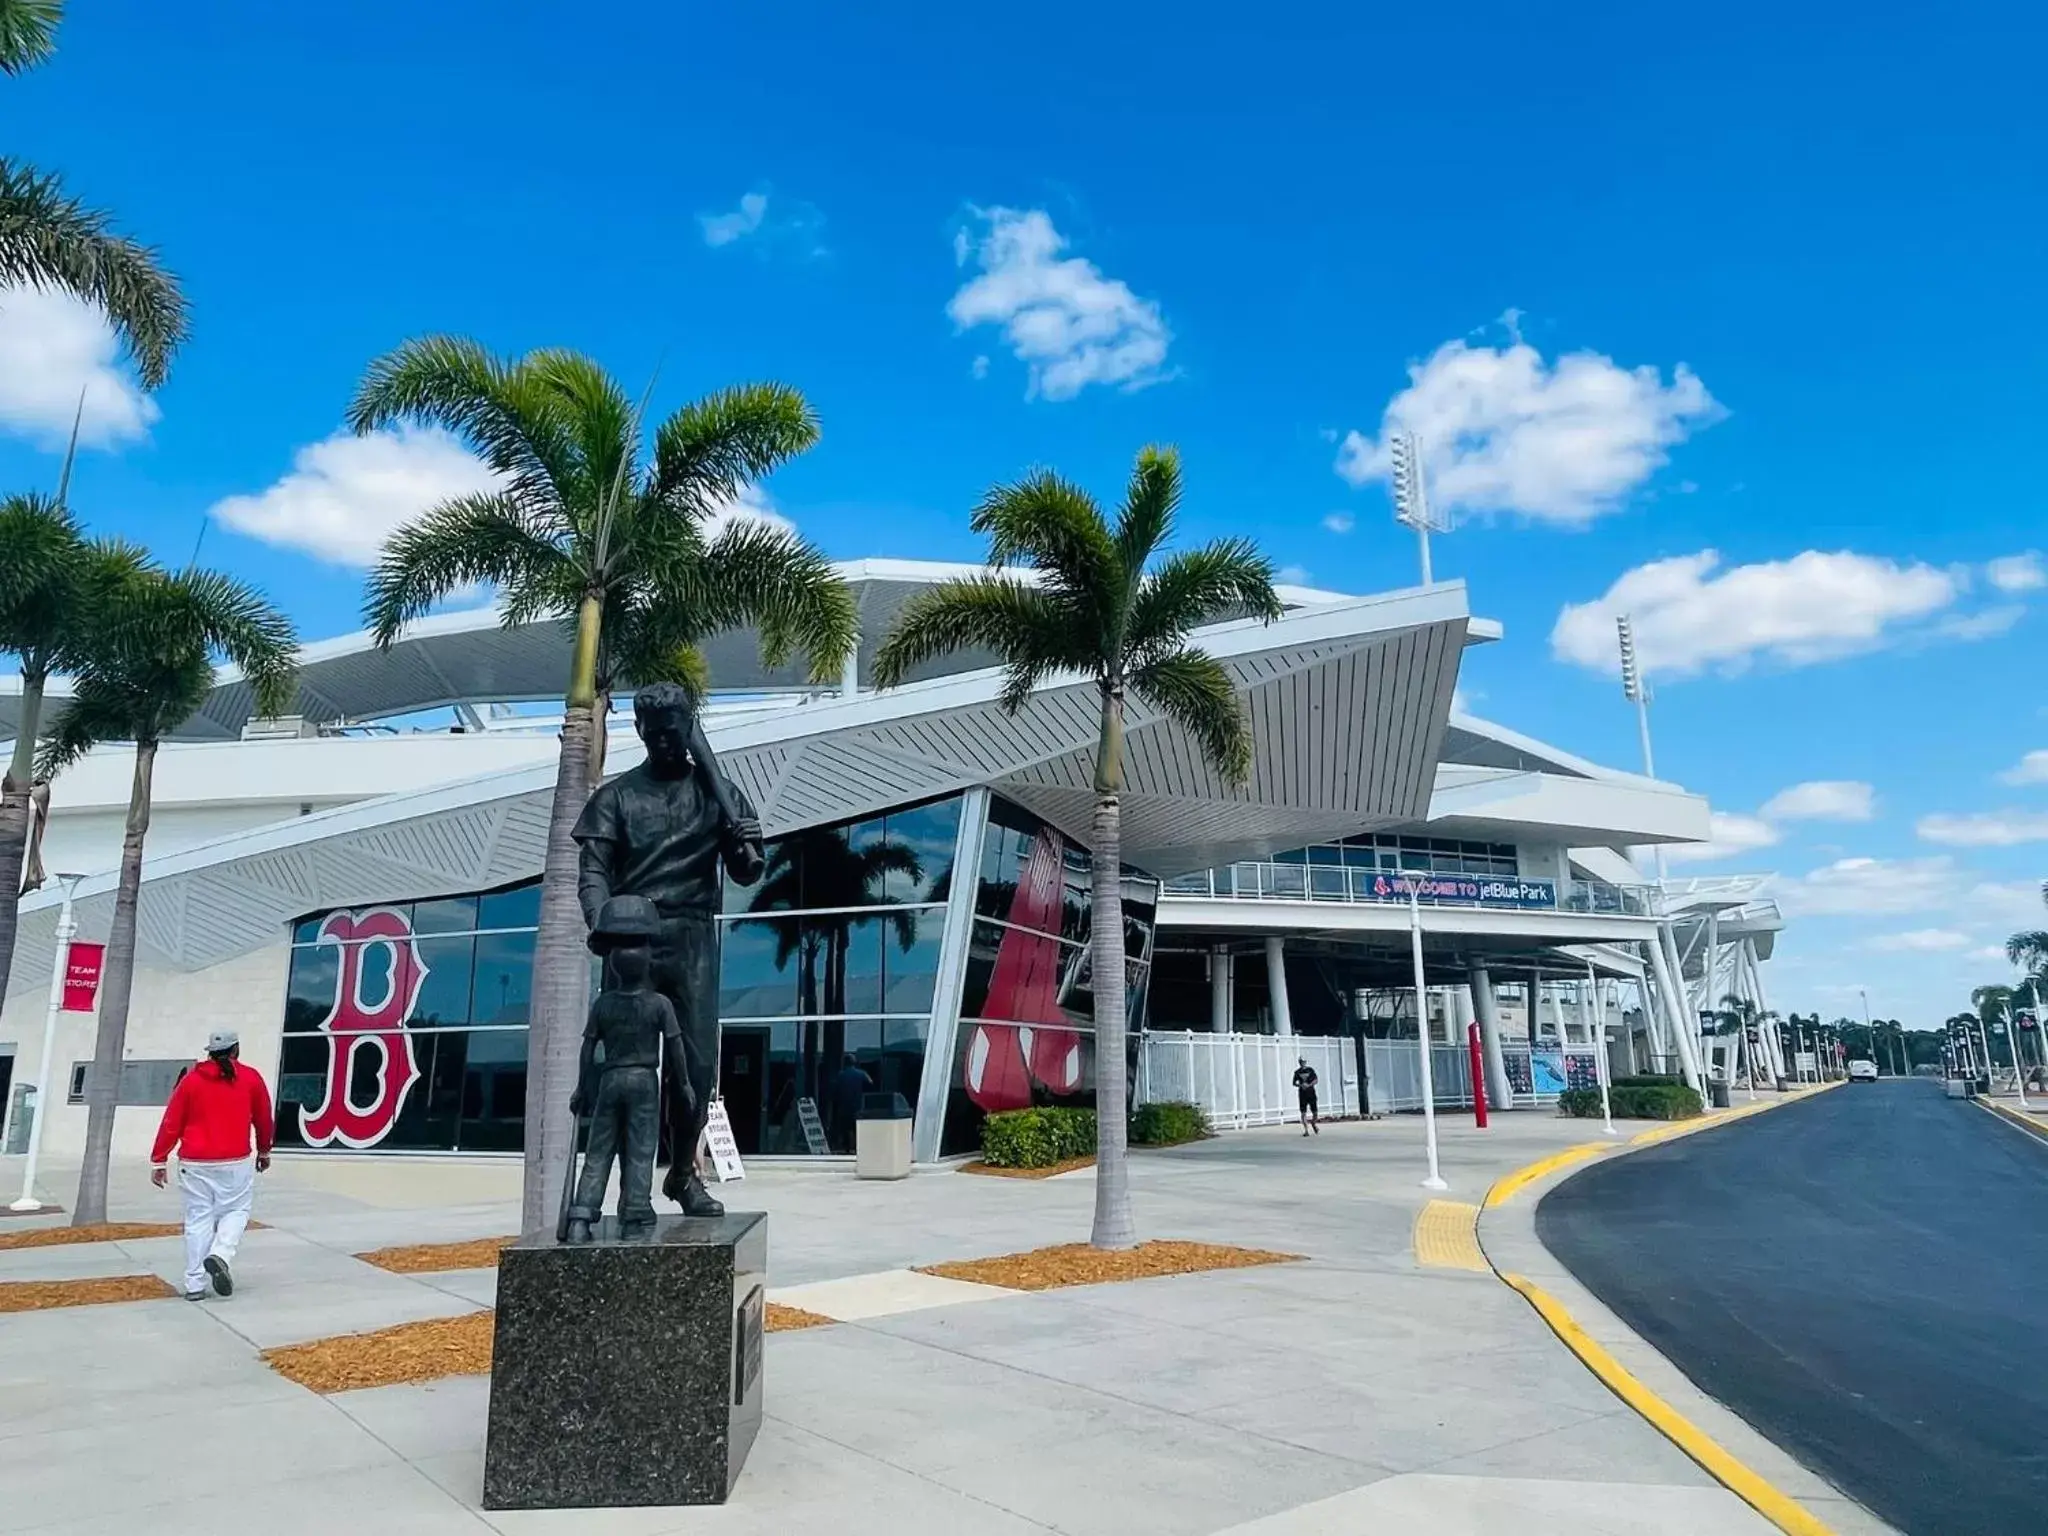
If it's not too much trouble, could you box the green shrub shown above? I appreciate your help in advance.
[1609,1083,1703,1120]
[981,1106,1098,1168]
[1555,1087,1606,1119]
[1130,1101,1210,1146]
[1555,1083,1703,1120]
[1610,1075,1684,1089]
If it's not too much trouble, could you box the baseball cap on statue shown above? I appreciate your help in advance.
[207,1029,240,1053]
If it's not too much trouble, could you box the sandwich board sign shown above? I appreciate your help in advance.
[703,1100,746,1183]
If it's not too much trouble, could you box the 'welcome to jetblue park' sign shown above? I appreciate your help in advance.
[1363,873,1557,909]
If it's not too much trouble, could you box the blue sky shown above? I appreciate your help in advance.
[4,0,2044,1026]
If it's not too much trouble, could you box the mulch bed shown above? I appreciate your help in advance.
[766,1302,834,1331]
[356,1236,515,1274]
[0,1221,266,1252]
[264,1310,497,1394]
[918,1240,1303,1292]
[959,1156,1097,1180]
[263,1299,836,1395]
[0,1274,177,1313]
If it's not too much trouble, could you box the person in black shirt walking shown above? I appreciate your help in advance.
[1292,1058,1319,1135]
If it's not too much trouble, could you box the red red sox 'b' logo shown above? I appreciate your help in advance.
[300,909,426,1149]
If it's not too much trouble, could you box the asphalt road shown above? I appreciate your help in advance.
[1537,1081,2048,1536]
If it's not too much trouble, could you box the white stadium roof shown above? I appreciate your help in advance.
[3,559,1484,742]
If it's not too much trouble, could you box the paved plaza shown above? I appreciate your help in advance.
[3,1112,1827,1535]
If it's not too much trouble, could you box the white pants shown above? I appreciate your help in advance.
[178,1158,255,1294]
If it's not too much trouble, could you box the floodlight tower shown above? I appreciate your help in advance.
[1617,614,1667,883]
[1388,432,1448,585]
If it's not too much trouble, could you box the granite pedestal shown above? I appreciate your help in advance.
[482,1212,767,1510]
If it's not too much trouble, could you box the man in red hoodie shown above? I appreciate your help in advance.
[150,1030,274,1300]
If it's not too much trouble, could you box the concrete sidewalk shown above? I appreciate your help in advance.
[4,1112,1788,1536]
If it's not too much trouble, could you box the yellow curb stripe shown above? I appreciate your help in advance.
[1502,1273,1837,1536]
[1976,1096,2048,1145]
[1413,1201,1488,1271]
[1483,1142,1610,1207]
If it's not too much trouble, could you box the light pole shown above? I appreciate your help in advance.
[1616,616,1668,885]
[1388,431,1450,587]
[1405,870,1448,1191]
[12,872,88,1214]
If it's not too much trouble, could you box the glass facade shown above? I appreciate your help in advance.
[275,884,539,1153]
[716,795,960,1156]
[941,798,1158,1156]
[270,790,1159,1161]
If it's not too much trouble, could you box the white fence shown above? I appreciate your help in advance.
[1137,1031,1361,1129]
[1359,1040,1474,1114]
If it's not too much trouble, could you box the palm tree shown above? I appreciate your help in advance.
[0,0,61,73]
[0,3,187,387]
[350,338,856,1232]
[874,447,1279,1248]
[39,556,295,1225]
[0,492,89,1020]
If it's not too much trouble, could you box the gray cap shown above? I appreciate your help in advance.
[207,1029,239,1053]
[588,893,661,953]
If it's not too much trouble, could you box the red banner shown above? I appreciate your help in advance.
[61,942,105,1012]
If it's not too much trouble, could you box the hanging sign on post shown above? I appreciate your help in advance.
[61,942,105,1013]
[701,1099,746,1183]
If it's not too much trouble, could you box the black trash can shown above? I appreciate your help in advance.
[1707,1077,1732,1109]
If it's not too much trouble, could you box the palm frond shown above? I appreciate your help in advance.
[0,491,86,670]
[2009,931,2048,970]
[344,337,576,512]
[363,494,572,646]
[1115,445,1181,579]
[526,349,638,548]
[0,0,62,75]
[0,158,187,388]
[161,567,299,718]
[969,471,1121,622]
[36,678,135,778]
[1131,648,1251,784]
[872,576,1084,710]
[650,384,820,512]
[689,519,856,679]
[1127,539,1282,663]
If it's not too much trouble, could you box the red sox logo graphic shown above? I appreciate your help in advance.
[299,908,427,1149]
[964,829,1087,1113]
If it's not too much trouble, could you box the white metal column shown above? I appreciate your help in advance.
[1651,923,1705,1092]
[1266,937,1294,1038]
[1210,947,1233,1033]
[912,787,990,1163]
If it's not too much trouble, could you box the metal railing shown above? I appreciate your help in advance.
[1160,861,1657,917]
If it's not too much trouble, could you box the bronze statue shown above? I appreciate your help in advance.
[564,896,684,1241]
[573,683,764,1220]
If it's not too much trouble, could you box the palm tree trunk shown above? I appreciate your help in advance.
[0,673,45,1021]
[71,738,155,1227]
[588,684,612,783]
[1088,682,1135,1251]
[519,593,603,1235]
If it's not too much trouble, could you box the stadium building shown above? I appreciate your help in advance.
[0,562,1782,1172]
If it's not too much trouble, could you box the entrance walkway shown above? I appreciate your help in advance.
[5,1114,1795,1535]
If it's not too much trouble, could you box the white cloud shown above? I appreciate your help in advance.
[1969,945,2011,963]
[970,355,990,381]
[1871,928,1971,952]
[1997,750,2048,786]
[1916,810,2048,847]
[1550,549,1970,678]
[1321,511,1354,534]
[1777,855,2044,924]
[703,482,796,539]
[209,427,503,566]
[1761,780,1876,822]
[947,207,1172,400]
[1664,811,1780,865]
[1937,604,2025,641]
[1274,564,1311,586]
[0,284,160,449]
[1334,337,1722,525]
[1987,552,2046,593]
[699,192,768,247]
